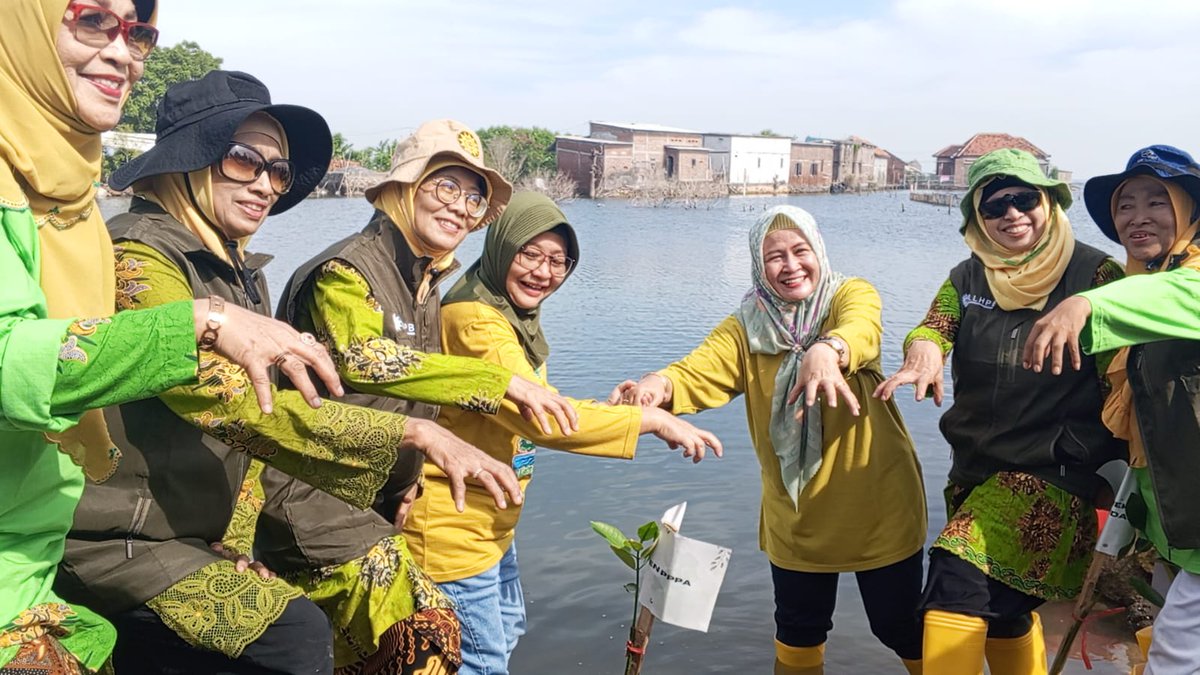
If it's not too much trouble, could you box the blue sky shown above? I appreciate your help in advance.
[160,0,1200,179]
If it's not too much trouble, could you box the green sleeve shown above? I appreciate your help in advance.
[902,277,959,356]
[114,241,403,511]
[303,259,510,413]
[0,206,196,432]
[1079,267,1200,354]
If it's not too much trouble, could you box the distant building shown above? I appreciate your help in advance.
[790,142,834,192]
[808,135,878,189]
[588,121,703,178]
[555,135,634,198]
[702,133,790,191]
[662,145,712,182]
[874,148,909,188]
[873,151,889,188]
[101,130,155,154]
[933,133,1051,188]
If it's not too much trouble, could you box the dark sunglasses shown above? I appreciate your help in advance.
[218,143,295,195]
[979,191,1041,219]
[64,3,159,61]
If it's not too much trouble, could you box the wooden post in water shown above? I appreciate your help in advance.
[624,606,655,675]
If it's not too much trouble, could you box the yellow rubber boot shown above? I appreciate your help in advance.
[774,639,824,674]
[984,612,1048,675]
[901,657,922,674]
[923,609,986,675]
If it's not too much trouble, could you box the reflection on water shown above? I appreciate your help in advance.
[100,193,1135,673]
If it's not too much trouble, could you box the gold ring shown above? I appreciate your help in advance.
[299,332,317,346]
[273,351,292,368]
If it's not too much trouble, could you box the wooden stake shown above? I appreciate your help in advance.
[624,606,656,675]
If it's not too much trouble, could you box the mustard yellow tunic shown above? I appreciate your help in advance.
[404,300,641,583]
[663,278,926,572]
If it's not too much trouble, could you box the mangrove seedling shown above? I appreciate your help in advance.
[591,519,660,674]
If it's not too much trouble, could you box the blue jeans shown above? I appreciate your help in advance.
[438,544,527,675]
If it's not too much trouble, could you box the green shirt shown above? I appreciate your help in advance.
[0,205,198,670]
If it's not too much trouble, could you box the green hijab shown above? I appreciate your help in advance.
[443,192,579,369]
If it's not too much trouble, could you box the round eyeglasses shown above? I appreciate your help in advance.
[421,177,489,219]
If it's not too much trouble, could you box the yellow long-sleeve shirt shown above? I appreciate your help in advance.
[663,278,926,572]
[404,300,641,582]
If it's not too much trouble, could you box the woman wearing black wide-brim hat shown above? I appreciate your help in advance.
[57,70,520,674]
[1026,145,1200,674]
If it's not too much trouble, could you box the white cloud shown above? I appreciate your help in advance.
[157,0,1200,178]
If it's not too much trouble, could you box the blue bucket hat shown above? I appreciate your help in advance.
[1084,145,1200,243]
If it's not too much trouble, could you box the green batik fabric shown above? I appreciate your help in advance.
[285,535,458,668]
[220,459,267,558]
[113,242,404,511]
[933,472,1097,601]
[302,260,509,414]
[146,560,302,659]
[0,602,116,672]
[904,277,959,355]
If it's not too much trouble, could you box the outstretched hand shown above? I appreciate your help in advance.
[643,407,723,463]
[787,342,860,419]
[1022,296,1093,375]
[606,373,672,408]
[405,419,523,513]
[507,375,579,436]
[197,298,344,415]
[873,339,945,405]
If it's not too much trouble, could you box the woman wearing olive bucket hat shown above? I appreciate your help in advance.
[876,148,1127,674]
[1025,145,1200,675]
[55,71,519,674]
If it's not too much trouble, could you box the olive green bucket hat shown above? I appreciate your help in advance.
[364,119,513,227]
[959,148,1071,232]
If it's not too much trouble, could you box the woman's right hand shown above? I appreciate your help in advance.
[643,407,722,463]
[873,339,945,405]
[606,372,673,408]
[506,375,579,436]
[403,418,523,513]
[194,298,344,415]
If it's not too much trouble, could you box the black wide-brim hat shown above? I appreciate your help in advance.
[111,70,332,215]
[1085,144,1200,243]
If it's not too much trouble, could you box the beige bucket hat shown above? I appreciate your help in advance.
[365,119,513,227]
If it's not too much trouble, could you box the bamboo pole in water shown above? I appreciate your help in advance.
[625,607,655,675]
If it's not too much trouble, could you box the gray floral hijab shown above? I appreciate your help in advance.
[736,205,847,509]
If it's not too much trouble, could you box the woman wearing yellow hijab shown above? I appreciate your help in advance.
[1026,145,1200,674]
[0,3,347,671]
[876,149,1126,674]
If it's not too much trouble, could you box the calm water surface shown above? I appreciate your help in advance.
[102,192,1138,673]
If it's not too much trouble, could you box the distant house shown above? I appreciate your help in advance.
[663,145,712,182]
[790,141,834,192]
[808,135,878,189]
[933,133,1051,187]
[555,135,634,198]
[702,133,790,191]
[873,151,889,188]
[101,130,155,154]
[587,121,703,179]
[874,148,909,188]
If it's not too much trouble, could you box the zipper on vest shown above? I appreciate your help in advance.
[1005,326,1021,382]
[125,495,151,559]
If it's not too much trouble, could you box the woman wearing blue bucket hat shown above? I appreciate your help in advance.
[876,148,1127,674]
[1026,145,1200,674]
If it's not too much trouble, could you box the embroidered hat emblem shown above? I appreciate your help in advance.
[458,130,481,158]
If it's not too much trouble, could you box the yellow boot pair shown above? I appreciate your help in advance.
[923,610,1048,675]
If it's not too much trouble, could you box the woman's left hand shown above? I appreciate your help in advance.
[786,342,860,419]
[210,542,275,580]
[1023,295,1093,374]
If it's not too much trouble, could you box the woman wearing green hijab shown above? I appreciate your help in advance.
[402,192,722,675]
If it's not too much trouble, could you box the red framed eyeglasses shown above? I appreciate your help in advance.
[64,3,159,61]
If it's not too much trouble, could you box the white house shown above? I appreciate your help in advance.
[702,134,791,188]
[101,130,156,154]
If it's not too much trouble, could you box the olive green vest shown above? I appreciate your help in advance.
[57,199,273,614]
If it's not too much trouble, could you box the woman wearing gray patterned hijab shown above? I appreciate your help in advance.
[610,205,926,673]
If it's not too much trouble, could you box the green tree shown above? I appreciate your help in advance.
[477,126,558,181]
[362,139,396,172]
[119,41,222,132]
[331,133,356,161]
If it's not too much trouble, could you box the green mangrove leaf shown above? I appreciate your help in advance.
[624,582,638,594]
[637,520,660,543]
[1130,576,1165,608]
[591,521,628,549]
[611,545,637,570]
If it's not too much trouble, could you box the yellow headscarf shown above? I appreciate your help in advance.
[1,0,155,481]
[133,112,288,263]
[1102,178,1200,466]
[963,181,1076,311]
[372,159,484,303]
